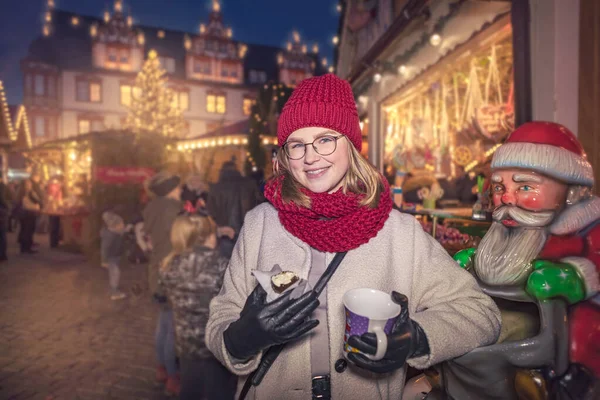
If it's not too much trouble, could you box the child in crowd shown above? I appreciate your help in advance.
[159,212,236,400]
[100,211,129,301]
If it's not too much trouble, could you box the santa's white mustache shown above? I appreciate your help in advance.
[492,205,555,227]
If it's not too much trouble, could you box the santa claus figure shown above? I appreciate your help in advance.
[455,121,599,394]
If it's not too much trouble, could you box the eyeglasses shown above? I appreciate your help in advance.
[282,135,345,160]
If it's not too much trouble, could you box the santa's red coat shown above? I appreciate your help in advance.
[537,223,600,377]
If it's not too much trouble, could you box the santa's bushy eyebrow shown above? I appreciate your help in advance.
[512,173,543,183]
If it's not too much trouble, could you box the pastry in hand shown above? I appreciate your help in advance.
[271,271,299,294]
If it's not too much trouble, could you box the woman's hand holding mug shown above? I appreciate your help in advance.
[345,290,430,373]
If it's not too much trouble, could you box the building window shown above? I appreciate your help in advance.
[30,115,57,138]
[78,117,104,134]
[106,45,131,71]
[206,93,226,114]
[76,78,102,103]
[249,70,267,84]
[159,56,176,73]
[78,119,90,134]
[120,84,141,107]
[193,59,211,75]
[34,75,45,96]
[171,90,190,111]
[243,96,255,116]
[35,117,45,137]
[26,74,57,98]
[222,63,238,78]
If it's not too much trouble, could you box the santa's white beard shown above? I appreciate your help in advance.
[475,222,548,286]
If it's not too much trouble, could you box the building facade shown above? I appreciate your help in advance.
[22,0,326,146]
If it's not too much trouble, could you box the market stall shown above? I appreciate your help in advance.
[365,2,514,251]
[23,130,171,257]
[174,119,278,183]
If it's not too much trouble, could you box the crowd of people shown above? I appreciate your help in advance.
[98,161,263,397]
[0,171,61,260]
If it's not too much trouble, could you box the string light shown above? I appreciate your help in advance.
[429,33,442,47]
[332,36,339,45]
[373,73,382,83]
[71,16,80,26]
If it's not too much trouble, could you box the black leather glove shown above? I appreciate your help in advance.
[347,292,429,373]
[224,285,320,361]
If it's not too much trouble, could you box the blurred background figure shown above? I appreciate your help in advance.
[207,160,263,259]
[17,173,43,254]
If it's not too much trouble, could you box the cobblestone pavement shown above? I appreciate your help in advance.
[0,234,172,400]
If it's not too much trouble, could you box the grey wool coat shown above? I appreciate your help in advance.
[206,203,501,400]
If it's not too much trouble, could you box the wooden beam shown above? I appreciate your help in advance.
[578,0,600,193]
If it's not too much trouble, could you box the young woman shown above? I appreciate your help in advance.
[160,213,236,399]
[206,74,501,399]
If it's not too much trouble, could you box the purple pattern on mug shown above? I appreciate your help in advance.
[343,307,397,353]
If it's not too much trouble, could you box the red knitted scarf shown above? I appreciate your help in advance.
[264,176,393,253]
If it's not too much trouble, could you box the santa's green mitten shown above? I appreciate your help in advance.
[454,248,476,270]
[526,260,585,304]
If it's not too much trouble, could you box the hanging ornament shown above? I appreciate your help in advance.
[453,146,473,166]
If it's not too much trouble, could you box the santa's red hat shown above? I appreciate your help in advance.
[491,121,594,186]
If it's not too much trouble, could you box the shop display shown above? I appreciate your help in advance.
[383,25,514,203]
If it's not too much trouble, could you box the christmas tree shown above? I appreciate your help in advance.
[246,82,293,174]
[125,50,185,138]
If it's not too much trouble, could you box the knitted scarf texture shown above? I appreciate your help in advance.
[264,176,393,253]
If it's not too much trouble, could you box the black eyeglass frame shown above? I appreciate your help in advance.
[282,135,346,160]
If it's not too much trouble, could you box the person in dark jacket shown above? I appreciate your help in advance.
[206,161,263,258]
[159,212,236,400]
[142,171,183,396]
[17,175,43,254]
[100,211,128,300]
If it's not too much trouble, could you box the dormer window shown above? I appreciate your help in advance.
[193,59,211,75]
[105,45,131,71]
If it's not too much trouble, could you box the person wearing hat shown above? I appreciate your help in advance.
[205,74,500,399]
[142,171,183,396]
[451,121,600,398]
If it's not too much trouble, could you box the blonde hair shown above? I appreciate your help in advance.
[272,138,383,208]
[161,214,217,270]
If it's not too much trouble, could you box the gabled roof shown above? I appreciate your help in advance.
[26,9,326,85]
[187,119,249,140]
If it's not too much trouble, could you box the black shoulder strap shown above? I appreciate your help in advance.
[239,251,348,400]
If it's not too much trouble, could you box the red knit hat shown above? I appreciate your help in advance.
[278,74,362,151]
[492,121,594,186]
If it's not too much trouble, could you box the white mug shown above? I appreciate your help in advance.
[342,288,401,361]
